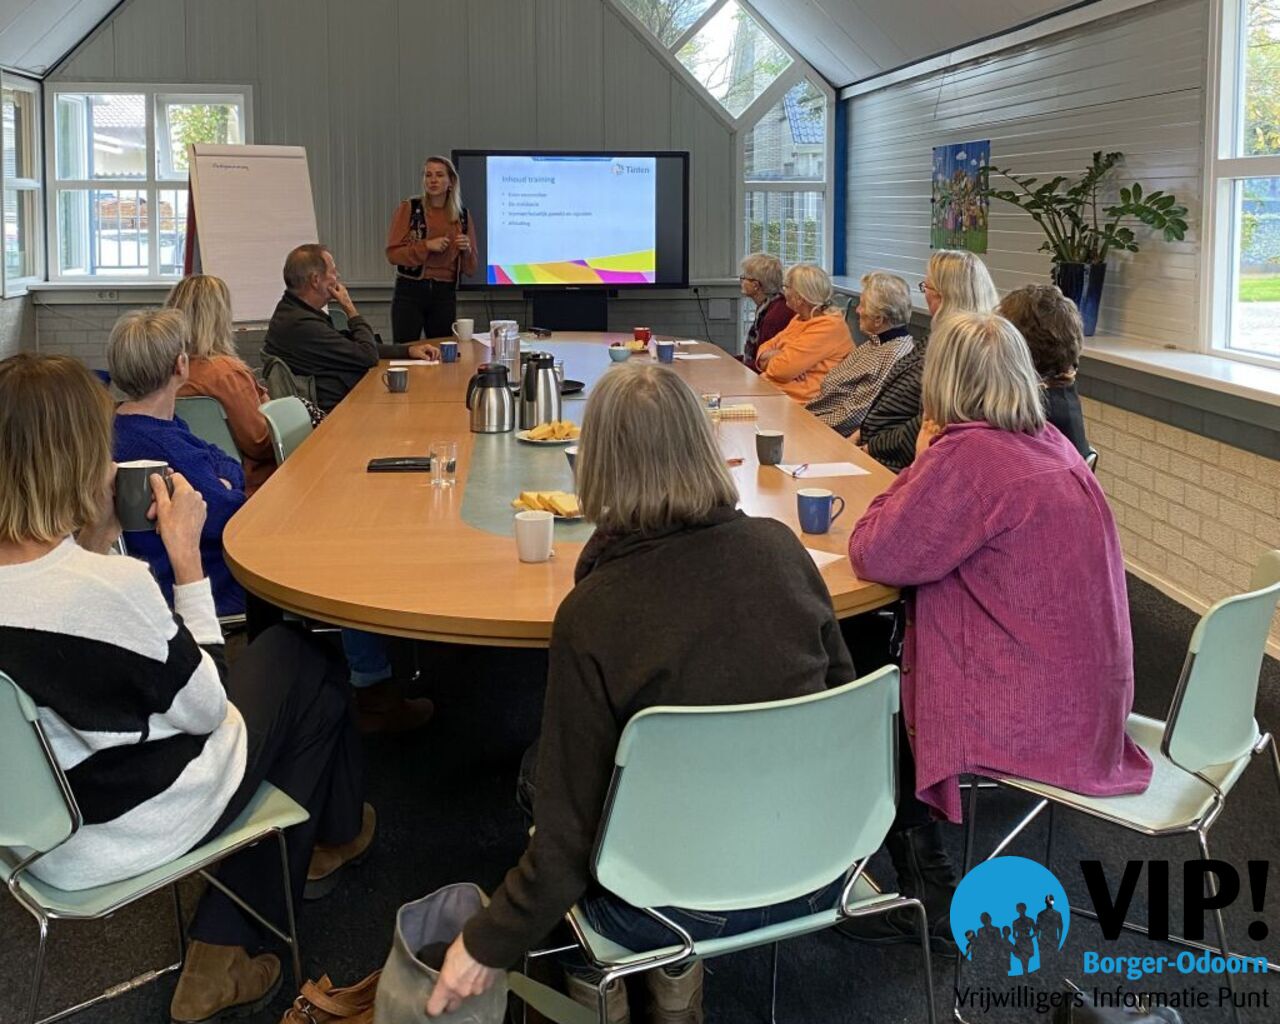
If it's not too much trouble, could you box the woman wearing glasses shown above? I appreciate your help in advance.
[738,252,793,369]
[856,249,998,472]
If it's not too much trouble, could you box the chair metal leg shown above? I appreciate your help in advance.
[26,914,49,1024]
[1198,830,1241,1024]
[171,883,187,962]
[1044,803,1056,870]
[911,899,938,1024]
[984,799,1049,862]
[769,942,779,1024]
[953,782,979,1022]
[276,830,304,989]
[1268,734,1280,800]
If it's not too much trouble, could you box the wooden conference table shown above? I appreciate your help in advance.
[224,333,899,647]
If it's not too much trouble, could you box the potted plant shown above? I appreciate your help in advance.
[982,151,1188,335]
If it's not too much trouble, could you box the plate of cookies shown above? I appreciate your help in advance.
[516,420,581,445]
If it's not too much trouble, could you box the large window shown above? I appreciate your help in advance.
[46,86,249,281]
[1207,0,1280,363]
[3,77,42,295]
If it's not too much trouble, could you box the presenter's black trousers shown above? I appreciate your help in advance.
[187,623,364,950]
[391,276,457,342]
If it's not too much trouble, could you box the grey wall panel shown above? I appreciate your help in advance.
[184,0,258,83]
[672,86,734,279]
[602,7,671,151]
[845,0,1208,345]
[0,0,118,76]
[57,17,113,78]
[535,0,604,149]
[110,0,186,80]
[396,0,471,172]
[467,0,537,149]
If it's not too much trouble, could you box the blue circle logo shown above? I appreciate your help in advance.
[950,856,1070,976]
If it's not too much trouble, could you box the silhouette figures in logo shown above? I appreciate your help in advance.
[963,894,1065,976]
[1011,903,1036,975]
[1037,894,1063,965]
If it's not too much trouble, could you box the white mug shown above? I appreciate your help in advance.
[452,318,474,341]
[514,510,555,563]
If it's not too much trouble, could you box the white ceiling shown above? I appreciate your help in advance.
[0,0,119,77]
[748,0,1082,86]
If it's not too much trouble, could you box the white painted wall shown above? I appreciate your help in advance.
[844,0,1208,345]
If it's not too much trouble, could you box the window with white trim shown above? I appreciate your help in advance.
[46,85,249,281]
[3,76,42,295]
[1207,0,1280,363]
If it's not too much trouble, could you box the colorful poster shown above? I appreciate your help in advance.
[931,141,989,253]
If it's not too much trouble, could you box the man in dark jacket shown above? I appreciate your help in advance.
[262,244,437,412]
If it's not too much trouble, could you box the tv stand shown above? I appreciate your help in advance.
[527,288,611,332]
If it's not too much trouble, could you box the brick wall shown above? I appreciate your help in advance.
[1083,396,1280,653]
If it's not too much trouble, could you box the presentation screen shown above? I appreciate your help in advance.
[453,150,688,289]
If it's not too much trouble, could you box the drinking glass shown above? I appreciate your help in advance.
[430,440,458,488]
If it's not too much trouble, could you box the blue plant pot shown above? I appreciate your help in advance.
[1051,262,1106,336]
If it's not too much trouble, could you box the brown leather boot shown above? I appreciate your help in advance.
[354,682,434,735]
[645,961,703,1024]
[565,973,630,1024]
[279,971,380,1023]
[306,803,376,900]
[169,940,281,1023]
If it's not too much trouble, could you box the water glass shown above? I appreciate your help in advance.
[701,392,722,415]
[430,440,458,488]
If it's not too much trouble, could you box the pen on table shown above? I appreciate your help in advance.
[792,463,809,478]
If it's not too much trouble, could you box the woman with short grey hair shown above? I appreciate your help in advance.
[428,362,856,1022]
[738,251,793,368]
[109,307,249,616]
[806,271,916,436]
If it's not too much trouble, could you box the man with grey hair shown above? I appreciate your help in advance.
[263,243,437,412]
[805,271,916,437]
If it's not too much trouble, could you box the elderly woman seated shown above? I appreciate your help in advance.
[807,271,916,437]
[997,284,1091,457]
[424,363,855,1023]
[844,313,1152,944]
[756,263,854,403]
[738,251,793,369]
[0,353,370,1024]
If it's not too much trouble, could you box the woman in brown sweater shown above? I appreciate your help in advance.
[386,155,479,343]
[168,275,276,496]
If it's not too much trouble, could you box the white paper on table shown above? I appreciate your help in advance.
[674,353,720,361]
[388,359,439,367]
[776,462,870,478]
[806,548,845,570]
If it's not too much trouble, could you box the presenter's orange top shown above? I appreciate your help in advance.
[757,312,854,403]
[386,198,478,282]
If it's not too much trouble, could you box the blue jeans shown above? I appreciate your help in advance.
[565,877,844,976]
[340,629,392,687]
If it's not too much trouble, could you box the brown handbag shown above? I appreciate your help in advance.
[280,971,381,1024]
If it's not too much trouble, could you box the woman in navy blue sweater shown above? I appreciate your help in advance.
[109,308,247,616]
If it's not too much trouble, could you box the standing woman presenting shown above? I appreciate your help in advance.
[386,156,479,342]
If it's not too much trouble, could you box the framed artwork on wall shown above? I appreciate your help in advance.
[931,140,989,252]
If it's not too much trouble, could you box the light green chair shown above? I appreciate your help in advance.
[537,665,937,1024]
[261,396,313,465]
[175,395,241,464]
[0,671,308,1024]
[963,550,1280,1019]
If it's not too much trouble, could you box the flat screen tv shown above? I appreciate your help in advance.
[452,150,689,290]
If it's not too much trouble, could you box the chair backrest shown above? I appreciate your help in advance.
[593,665,900,913]
[175,396,241,463]
[261,354,318,405]
[1164,550,1280,773]
[0,672,78,853]
[260,396,314,464]
[1085,447,1099,472]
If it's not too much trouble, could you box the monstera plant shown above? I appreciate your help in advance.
[983,151,1189,335]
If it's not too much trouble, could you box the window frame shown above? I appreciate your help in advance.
[2,73,44,297]
[1203,0,1280,369]
[44,82,253,284]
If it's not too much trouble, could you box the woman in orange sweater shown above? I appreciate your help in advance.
[168,275,276,495]
[756,263,854,402]
[386,155,479,343]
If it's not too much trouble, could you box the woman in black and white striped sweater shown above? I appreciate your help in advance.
[0,354,371,1024]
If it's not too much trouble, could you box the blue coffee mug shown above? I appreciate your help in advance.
[656,340,675,364]
[440,341,459,363]
[797,488,846,534]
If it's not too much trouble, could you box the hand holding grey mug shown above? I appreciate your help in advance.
[114,460,173,531]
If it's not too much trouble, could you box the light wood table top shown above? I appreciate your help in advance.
[224,337,898,646]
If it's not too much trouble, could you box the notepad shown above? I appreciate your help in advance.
[674,353,719,361]
[806,548,844,570]
[777,462,870,478]
[388,359,439,367]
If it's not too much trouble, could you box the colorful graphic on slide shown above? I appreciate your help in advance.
[486,155,657,286]
[489,251,655,285]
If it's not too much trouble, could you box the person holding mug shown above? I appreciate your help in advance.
[386,155,479,343]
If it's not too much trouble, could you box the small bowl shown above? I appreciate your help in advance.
[607,346,632,363]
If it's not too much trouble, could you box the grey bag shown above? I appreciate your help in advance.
[374,883,508,1024]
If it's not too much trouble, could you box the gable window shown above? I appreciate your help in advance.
[46,85,249,281]
[3,76,42,295]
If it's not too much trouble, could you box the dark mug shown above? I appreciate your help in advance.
[755,430,784,466]
[115,461,174,532]
[440,341,459,364]
[383,367,409,392]
[797,488,846,535]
